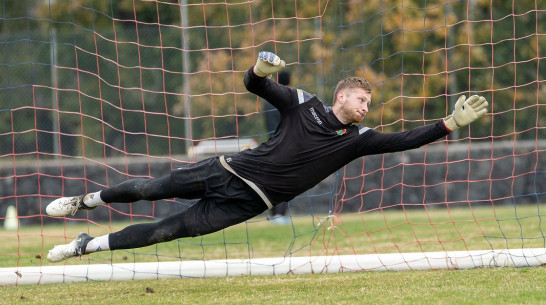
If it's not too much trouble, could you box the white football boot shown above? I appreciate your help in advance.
[46,195,95,217]
[47,233,94,262]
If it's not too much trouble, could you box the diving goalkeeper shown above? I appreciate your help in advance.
[46,51,488,262]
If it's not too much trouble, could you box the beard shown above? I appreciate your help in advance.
[346,109,364,124]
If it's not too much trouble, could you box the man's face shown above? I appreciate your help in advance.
[337,88,371,124]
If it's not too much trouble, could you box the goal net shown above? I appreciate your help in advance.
[1,0,545,285]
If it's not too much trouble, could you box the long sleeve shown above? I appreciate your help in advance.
[243,67,298,114]
[356,121,450,156]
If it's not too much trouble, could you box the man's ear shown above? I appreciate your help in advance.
[336,91,345,105]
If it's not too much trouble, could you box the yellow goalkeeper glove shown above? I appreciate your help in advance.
[253,51,286,77]
[443,95,489,132]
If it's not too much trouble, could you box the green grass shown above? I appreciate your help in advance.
[1,267,545,304]
[1,204,545,268]
[1,204,545,303]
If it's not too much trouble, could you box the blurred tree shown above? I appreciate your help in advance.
[322,0,544,140]
[10,0,541,159]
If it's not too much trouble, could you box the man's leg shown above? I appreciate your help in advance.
[46,175,175,217]
[47,208,190,262]
[47,196,268,262]
[46,157,268,262]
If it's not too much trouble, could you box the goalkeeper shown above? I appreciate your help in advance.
[46,51,488,262]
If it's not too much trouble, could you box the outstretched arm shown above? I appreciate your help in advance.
[244,51,298,113]
[358,121,450,155]
[358,95,489,155]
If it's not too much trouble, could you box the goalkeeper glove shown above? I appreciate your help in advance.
[253,51,286,77]
[443,95,489,132]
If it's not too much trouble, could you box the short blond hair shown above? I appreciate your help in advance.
[333,77,371,104]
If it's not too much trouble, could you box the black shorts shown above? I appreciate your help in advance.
[171,157,268,237]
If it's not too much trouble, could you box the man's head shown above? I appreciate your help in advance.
[332,77,372,124]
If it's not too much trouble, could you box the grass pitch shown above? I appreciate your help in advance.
[1,204,545,304]
[1,203,544,268]
[2,267,545,304]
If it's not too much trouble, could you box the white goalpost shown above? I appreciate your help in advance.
[3,248,546,285]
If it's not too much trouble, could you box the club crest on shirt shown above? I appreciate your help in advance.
[336,129,347,135]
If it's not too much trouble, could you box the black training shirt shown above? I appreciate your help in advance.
[224,67,450,205]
